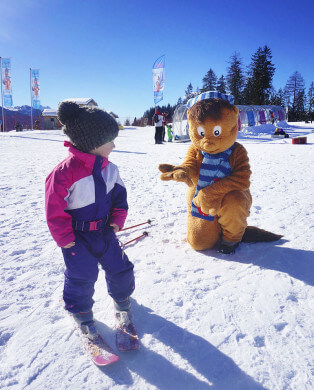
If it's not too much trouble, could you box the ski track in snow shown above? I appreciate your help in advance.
[0,123,313,390]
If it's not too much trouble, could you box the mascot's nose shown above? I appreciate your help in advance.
[202,140,215,149]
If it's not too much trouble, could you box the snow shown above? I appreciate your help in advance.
[41,109,57,117]
[62,98,96,106]
[0,122,313,390]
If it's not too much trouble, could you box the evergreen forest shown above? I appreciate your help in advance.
[141,45,313,125]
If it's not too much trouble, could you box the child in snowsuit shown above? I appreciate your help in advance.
[166,124,173,142]
[45,101,135,339]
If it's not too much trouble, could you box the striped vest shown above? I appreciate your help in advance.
[191,145,234,221]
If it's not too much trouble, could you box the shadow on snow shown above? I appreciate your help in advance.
[97,301,265,390]
[211,242,314,287]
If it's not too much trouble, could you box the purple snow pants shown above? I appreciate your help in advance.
[61,226,135,313]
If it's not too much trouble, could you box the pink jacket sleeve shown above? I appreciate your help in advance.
[45,167,75,247]
[110,208,127,230]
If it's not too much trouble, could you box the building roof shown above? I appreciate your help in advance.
[41,109,57,117]
[62,98,98,106]
[109,111,118,118]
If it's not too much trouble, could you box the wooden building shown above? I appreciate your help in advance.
[40,98,122,130]
[41,109,60,130]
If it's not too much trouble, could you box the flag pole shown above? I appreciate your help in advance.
[0,57,5,132]
[30,68,33,130]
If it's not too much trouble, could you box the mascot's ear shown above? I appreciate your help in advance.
[233,106,239,116]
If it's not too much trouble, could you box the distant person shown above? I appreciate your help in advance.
[34,119,41,130]
[162,112,168,142]
[270,110,275,124]
[15,122,23,132]
[153,109,164,144]
[274,127,289,138]
[45,102,139,351]
[166,124,173,142]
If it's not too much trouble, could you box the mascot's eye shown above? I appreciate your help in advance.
[197,126,205,138]
[213,126,222,137]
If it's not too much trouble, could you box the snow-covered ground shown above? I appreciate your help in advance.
[0,122,313,390]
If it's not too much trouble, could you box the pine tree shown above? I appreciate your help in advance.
[269,88,285,106]
[184,83,193,99]
[246,45,276,104]
[294,90,306,121]
[185,83,193,97]
[183,83,195,104]
[242,77,254,105]
[217,75,227,93]
[284,71,305,121]
[226,52,245,104]
[307,82,314,122]
[177,97,183,105]
[201,69,217,92]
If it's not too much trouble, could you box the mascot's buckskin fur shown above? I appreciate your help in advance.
[159,98,282,254]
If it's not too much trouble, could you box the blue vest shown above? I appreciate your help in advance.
[191,145,234,221]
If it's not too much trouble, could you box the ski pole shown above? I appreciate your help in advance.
[123,231,148,246]
[120,219,153,232]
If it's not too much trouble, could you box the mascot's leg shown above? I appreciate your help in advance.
[187,214,221,250]
[217,190,252,243]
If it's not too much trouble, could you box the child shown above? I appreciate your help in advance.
[166,124,173,142]
[45,101,136,344]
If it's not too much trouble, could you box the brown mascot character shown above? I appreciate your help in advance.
[159,98,282,254]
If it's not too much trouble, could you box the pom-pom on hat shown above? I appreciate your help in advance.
[57,101,119,153]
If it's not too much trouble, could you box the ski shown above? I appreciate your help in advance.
[62,301,119,366]
[81,330,119,366]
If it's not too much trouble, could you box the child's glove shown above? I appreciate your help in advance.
[110,223,120,233]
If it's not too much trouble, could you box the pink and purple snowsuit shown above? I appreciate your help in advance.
[45,141,134,313]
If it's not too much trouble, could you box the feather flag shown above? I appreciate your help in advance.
[1,58,13,107]
[31,69,40,109]
[152,55,165,105]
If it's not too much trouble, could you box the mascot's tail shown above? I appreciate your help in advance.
[241,226,283,243]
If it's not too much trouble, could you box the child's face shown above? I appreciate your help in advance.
[90,140,115,158]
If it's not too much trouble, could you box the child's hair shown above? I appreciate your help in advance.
[57,101,119,153]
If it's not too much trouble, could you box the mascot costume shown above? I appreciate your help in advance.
[159,98,282,254]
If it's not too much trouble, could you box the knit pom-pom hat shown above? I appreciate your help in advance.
[57,101,119,153]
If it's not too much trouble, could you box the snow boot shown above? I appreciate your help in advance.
[114,298,133,334]
[72,310,98,340]
[114,298,140,351]
[115,310,140,351]
[115,310,132,328]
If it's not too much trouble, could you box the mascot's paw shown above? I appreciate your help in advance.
[158,164,193,187]
[158,164,175,174]
[193,191,221,216]
[208,207,218,216]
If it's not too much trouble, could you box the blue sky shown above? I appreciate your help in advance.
[1,0,313,119]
